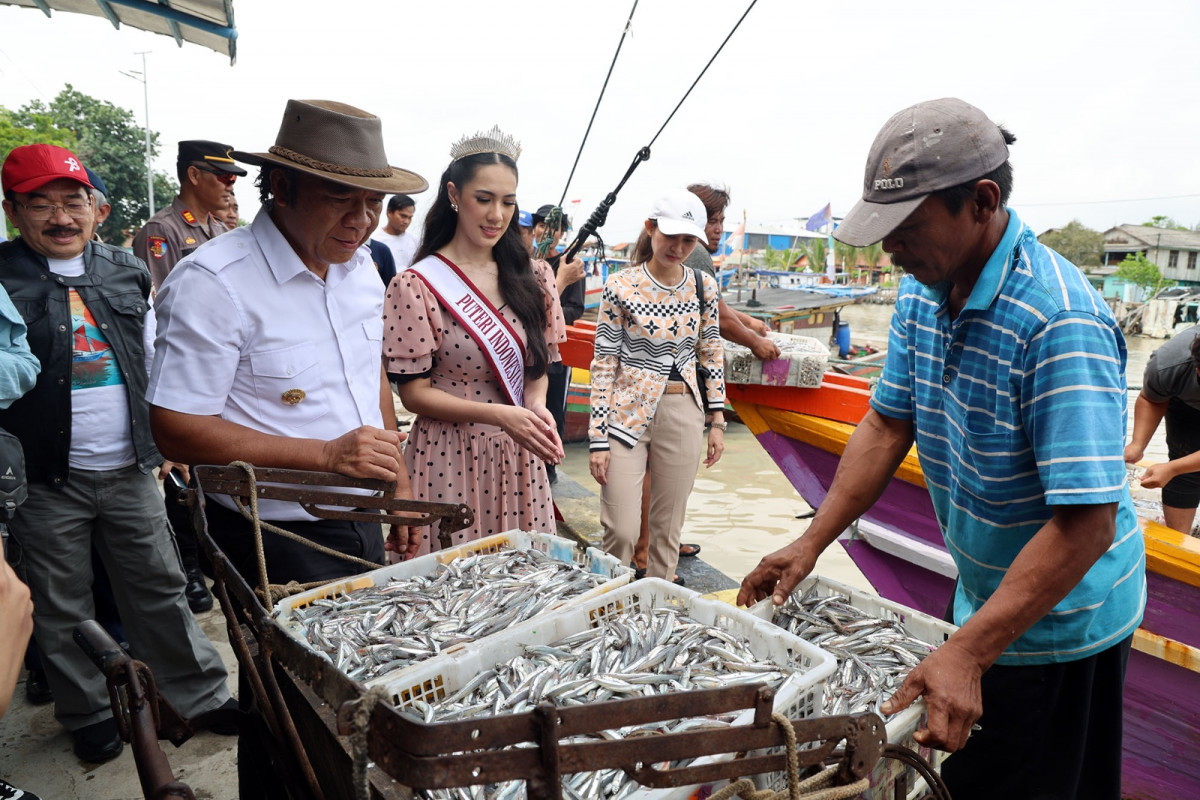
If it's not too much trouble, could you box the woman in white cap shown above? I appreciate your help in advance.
[588,189,726,584]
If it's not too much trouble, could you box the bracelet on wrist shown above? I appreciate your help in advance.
[709,421,728,431]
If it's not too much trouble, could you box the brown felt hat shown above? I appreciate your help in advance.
[233,99,428,194]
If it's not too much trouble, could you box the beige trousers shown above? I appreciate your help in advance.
[601,392,704,580]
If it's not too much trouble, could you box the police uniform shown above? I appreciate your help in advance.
[133,139,246,290]
[133,196,230,290]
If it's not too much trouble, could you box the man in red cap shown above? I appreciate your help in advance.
[0,144,231,764]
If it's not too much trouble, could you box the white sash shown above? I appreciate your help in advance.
[408,255,526,407]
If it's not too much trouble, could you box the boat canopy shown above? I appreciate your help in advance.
[2,0,237,62]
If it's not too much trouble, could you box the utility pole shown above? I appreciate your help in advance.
[120,52,155,217]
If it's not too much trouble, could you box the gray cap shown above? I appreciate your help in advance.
[835,98,1009,247]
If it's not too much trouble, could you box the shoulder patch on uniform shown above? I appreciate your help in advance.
[148,236,167,260]
[181,209,197,224]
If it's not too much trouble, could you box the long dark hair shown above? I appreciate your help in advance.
[631,220,656,265]
[416,152,550,379]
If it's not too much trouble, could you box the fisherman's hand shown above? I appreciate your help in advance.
[556,257,587,294]
[883,638,983,753]
[1124,443,1145,465]
[750,335,781,361]
[322,426,404,481]
[737,538,817,607]
[589,451,610,486]
[500,405,563,464]
[746,317,771,337]
[1138,462,1175,490]
[157,461,191,485]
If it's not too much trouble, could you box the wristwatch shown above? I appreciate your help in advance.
[710,421,728,431]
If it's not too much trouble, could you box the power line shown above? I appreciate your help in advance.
[1022,192,1200,208]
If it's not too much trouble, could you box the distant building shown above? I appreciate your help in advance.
[1103,225,1200,287]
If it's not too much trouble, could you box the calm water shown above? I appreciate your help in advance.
[562,301,1174,588]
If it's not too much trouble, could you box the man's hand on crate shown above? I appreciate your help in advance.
[735,537,817,607]
[881,637,984,753]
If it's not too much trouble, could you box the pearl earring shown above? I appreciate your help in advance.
[450,202,459,212]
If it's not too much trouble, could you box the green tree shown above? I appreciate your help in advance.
[760,244,804,269]
[1115,252,1174,297]
[1142,215,1188,231]
[11,85,175,242]
[805,239,829,276]
[1037,220,1104,267]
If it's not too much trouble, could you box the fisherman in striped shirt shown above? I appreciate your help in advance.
[739,98,1145,800]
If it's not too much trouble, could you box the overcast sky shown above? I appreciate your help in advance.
[3,0,1199,245]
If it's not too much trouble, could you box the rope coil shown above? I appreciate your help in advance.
[708,712,870,800]
[227,461,382,605]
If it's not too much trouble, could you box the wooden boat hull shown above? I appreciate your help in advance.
[730,378,1200,800]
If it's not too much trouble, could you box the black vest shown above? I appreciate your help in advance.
[0,238,161,488]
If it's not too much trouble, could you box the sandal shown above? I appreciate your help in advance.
[633,566,647,580]
[672,574,686,586]
[679,543,701,558]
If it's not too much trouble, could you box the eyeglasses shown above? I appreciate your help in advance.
[193,164,238,185]
[14,200,92,221]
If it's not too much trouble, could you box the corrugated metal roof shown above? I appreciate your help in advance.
[2,0,237,62]
[1104,225,1200,251]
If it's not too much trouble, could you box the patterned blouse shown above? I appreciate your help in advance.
[589,265,724,451]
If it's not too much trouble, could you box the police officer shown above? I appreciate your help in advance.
[133,140,246,290]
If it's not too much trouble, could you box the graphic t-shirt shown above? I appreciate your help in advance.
[48,255,136,470]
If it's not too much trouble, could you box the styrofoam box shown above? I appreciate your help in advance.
[750,575,957,800]
[272,530,631,685]
[383,578,837,800]
[723,332,829,389]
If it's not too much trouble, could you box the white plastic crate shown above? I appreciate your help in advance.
[750,575,957,800]
[384,578,837,800]
[272,530,631,683]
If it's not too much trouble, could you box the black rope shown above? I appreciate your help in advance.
[561,0,759,263]
[558,0,640,208]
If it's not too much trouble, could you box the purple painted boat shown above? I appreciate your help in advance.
[729,375,1200,800]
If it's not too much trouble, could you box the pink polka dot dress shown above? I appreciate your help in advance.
[383,255,566,555]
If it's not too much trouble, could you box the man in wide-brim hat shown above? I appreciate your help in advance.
[147,100,426,790]
[147,99,427,585]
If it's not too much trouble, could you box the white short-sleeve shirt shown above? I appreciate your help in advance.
[148,207,386,519]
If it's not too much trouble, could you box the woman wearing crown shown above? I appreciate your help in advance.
[382,127,566,556]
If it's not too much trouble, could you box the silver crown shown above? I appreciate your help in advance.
[449,125,522,163]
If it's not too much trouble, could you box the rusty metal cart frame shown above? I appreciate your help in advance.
[76,464,955,800]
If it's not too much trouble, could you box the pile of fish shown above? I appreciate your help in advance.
[771,587,936,716]
[412,606,790,799]
[282,549,609,682]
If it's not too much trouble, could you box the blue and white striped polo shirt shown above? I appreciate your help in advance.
[871,209,1146,665]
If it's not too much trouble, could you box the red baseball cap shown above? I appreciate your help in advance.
[2,144,94,195]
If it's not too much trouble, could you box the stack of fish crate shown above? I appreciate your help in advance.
[751,575,957,800]
[272,530,630,686]
[383,578,837,799]
[723,332,829,388]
